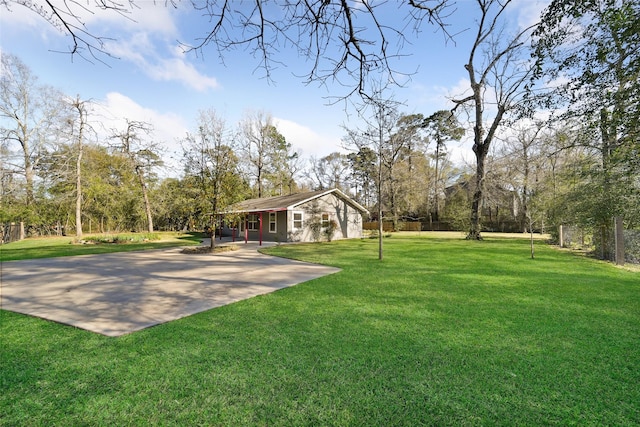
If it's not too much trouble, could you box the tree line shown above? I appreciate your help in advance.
[0,52,464,237]
[2,0,639,261]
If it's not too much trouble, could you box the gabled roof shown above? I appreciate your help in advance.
[222,188,368,215]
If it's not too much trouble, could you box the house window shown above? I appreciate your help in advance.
[293,212,303,229]
[248,214,259,231]
[269,212,277,233]
[321,213,330,228]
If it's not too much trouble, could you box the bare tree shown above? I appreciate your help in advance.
[111,120,162,233]
[387,113,430,228]
[306,152,350,192]
[497,123,546,233]
[68,96,91,237]
[266,134,301,196]
[1,0,134,63]
[45,95,94,237]
[3,1,453,96]
[1,53,62,209]
[239,111,288,198]
[423,110,465,221]
[280,148,303,195]
[382,113,411,232]
[183,109,244,248]
[452,0,538,240]
[346,146,377,208]
[343,89,402,260]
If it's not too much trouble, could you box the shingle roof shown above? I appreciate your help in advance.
[221,188,368,214]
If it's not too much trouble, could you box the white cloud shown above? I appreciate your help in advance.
[94,92,189,175]
[443,78,474,104]
[0,1,49,27]
[2,1,215,91]
[515,0,550,30]
[274,118,344,158]
[1,0,179,36]
[147,55,219,91]
[0,0,179,50]
[105,37,219,91]
[406,77,475,114]
[104,32,152,64]
[92,2,179,36]
[448,135,475,168]
[0,0,62,45]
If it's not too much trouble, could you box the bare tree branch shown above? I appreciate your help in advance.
[5,0,456,99]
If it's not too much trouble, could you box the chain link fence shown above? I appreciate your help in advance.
[559,224,640,265]
[622,229,640,264]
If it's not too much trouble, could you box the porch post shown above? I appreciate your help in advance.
[245,214,248,244]
[259,211,263,246]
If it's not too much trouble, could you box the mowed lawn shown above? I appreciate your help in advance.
[1,234,639,425]
[0,232,202,261]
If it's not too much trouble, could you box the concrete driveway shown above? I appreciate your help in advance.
[1,241,340,337]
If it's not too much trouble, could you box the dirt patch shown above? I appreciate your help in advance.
[181,245,238,254]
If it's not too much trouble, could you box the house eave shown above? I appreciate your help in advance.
[219,188,369,216]
[289,188,369,215]
[218,207,288,214]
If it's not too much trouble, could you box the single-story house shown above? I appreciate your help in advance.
[218,188,369,244]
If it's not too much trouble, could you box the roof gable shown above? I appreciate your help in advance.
[222,189,368,214]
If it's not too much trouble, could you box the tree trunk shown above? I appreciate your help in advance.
[521,146,530,233]
[75,142,83,237]
[136,166,154,233]
[74,98,86,238]
[390,177,399,232]
[434,138,441,221]
[257,164,263,198]
[210,200,218,250]
[468,145,487,240]
[378,205,383,260]
[24,158,34,206]
[529,215,535,259]
[20,123,35,207]
[378,119,384,260]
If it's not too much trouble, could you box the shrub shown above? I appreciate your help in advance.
[74,233,161,244]
[324,220,338,242]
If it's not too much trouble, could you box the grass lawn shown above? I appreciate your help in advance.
[0,232,203,261]
[1,234,638,425]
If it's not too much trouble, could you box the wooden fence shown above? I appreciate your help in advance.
[363,221,455,232]
[363,219,524,233]
[2,222,25,244]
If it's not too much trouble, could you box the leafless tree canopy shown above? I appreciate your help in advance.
[3,0,453,97]
[2,0,135,62]
[448,0,539,239]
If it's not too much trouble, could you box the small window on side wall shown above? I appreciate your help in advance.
[293,212,303,229]
[321,213,330,228]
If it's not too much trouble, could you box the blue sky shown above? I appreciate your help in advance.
[0,1,547,176]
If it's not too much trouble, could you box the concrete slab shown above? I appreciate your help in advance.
[0,242,340,337]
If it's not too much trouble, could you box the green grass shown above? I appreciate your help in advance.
[2,234,639,425]
[0,232,203,261]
